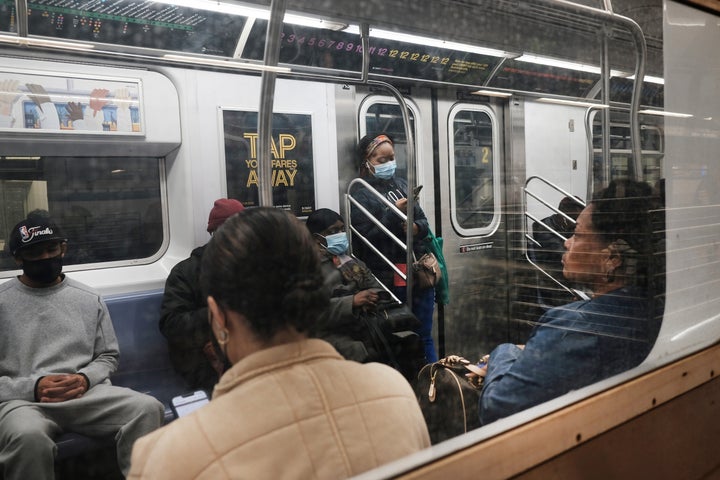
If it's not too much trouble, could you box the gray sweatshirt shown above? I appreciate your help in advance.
[0,276,119,402]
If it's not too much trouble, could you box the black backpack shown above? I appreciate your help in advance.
[360,302,426,382]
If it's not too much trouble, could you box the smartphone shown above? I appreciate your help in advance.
[412,185,423,199]
[376,290,392,302]
[170,390,210,418]
[369,287,392,302]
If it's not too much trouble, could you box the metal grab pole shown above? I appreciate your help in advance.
[365,80,416,304]
[540,0,646,182]
[257,0,287,206]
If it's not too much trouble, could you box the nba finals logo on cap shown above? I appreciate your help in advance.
[20,225,55,244]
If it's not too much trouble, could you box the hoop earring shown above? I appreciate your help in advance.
[216,328,230,346]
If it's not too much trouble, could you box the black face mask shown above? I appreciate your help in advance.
[22,255,63,284]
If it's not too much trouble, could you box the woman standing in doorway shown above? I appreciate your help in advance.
[350,133,438,363]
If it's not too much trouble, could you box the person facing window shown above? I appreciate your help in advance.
[478,180,663,424]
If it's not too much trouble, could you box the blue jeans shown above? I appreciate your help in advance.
[392,286,437,363]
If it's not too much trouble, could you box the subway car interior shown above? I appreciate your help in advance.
[0,0,719,478]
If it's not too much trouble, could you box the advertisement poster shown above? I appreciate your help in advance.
[223,110,315,217]
[0,68,143,134]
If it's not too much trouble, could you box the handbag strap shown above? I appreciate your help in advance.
[426,362,470,432]
[439,355,485,387]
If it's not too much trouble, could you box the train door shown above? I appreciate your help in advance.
[434,95,509,357]
[350,90,509,358]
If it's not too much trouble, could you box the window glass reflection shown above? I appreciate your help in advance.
[0,156,163,271]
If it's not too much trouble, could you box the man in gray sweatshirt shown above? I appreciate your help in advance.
[0,210,164,480]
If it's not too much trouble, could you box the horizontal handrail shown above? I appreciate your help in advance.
[345,177,415,297]
[524,176,588,302]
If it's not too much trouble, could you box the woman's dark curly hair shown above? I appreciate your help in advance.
[590,179,662,289]
[200,207,329,342]
[355,132,395,174]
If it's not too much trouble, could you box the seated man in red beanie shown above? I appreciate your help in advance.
[159,198,245,393]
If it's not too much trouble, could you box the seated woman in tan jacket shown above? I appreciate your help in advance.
[128,207,430,480]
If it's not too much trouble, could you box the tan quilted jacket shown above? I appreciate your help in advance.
[128,339,430,479]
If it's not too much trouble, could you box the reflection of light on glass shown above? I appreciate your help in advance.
[628,74,664,85]
[671,315,720,342]
[537,97,610,109]
[471,90,513,98]
[369,28,508,57]
[48,94,138,105]
[111,169,126,174]
[638,109,693,118]
[516,54,630,77]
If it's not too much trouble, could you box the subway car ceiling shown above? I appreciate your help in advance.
[0,0,663,107]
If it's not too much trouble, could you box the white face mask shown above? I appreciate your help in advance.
[369,160,396,180]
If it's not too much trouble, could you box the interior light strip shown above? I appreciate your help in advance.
[152,0,348,30]
[163,54,291,73]
[283,14,348,31]
[152,0,268,17]
[369,28,508,57]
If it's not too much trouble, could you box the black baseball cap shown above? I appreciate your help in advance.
[8,210,67,256]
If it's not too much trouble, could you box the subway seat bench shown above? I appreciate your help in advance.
[54,289,189,461]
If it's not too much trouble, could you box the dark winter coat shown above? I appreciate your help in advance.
[159,245,219,392]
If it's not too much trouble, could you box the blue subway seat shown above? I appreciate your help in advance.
[54,289,189,460]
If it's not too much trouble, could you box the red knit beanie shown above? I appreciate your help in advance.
[207,198,245,232]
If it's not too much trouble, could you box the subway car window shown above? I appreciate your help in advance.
[0,156,163,271]
[450,107,498,233]
[592,114,665,188]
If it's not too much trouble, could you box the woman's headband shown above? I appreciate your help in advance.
[365,134,393,159]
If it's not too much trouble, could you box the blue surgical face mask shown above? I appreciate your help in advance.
[370,160,396,180]
[324,232,349,255]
